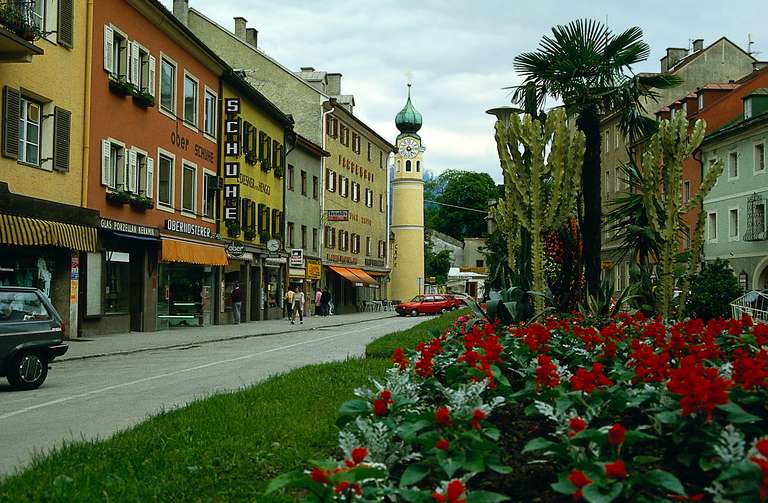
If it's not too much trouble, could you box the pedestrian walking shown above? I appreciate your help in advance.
[284,288,295,321]
[291,287,304,325]
[314,288,322,316]
[231,283,242,325]
[320,288,331,316]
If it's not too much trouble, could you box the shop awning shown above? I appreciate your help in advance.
[366,271,389,277]
[347,268,378,286]
[161,238,228,266]
[329,266,361,284]
[0,213,98,252]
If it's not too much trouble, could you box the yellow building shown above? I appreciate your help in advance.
[0,2,100,336]
[390,85,425,302]
[218,72,294,323]
[323,99,393,313]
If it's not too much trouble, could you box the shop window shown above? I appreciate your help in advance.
[301,225,307,249]
[160,57,176,114]
[313,228,318,252]
[183,73,198,127]
[288,222,294,248]
[158,153,174,207]
[104,251,130,314]
[204,89,217,138]
[313,175,318,199]
[0,256,55,300]
[203,172,217,219]
[18,97,41,166]
[301,170,307,196]
[182,163,196,214]
[0,290,50,322]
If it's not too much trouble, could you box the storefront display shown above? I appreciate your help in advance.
[157,262,215,329]
[0,254,57,298]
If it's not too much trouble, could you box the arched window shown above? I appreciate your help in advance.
[416,161,421,172]
[405,160,412,172]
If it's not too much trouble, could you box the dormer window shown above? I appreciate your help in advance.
[682,102,687,115]
[698,93,704,111]
[745,98,753,120]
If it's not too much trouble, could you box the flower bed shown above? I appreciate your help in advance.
[268,313,768,502]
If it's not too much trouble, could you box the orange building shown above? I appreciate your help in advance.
[83,0,228,335]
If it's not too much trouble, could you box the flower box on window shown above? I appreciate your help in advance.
[244,228,257,241]
[108,76,135,97]
[259,231,271,244]
[245,150,259,166]
[226,220,241,237]
[273,164,284,178]
[132,89,155,108]
[106,190,132,205]
[129,195,154,211]
[0,3,43,41]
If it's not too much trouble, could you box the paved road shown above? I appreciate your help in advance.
[0,315,424,476]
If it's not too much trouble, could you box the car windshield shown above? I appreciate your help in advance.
[0,291,51,322]
[410,296,425,302]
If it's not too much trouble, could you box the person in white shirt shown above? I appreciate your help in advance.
[291,286,305,325]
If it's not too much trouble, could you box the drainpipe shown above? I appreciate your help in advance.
[81,0,95,207]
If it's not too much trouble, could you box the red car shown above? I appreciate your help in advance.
[395,295,461,316]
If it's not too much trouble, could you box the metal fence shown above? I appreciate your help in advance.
[731,290,768,322]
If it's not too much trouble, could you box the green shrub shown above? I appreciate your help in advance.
[685,258,742,320]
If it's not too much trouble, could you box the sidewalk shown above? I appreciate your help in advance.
[61,311,397,362]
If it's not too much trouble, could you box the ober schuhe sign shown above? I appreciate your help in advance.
[165,219,212,238]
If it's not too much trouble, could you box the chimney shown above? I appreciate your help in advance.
[327,73,342,96]
[660,55,669,73]
[692,39,704,52]
[172,0,188,26]
[246,28,258,48]
[666,47,689,70]
[300,67,315,72]
[234,17,247,40]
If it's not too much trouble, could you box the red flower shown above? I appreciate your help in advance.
[433,479,467,503]
[379,389,392,402]
[435,406,453,426]
[568,469,592,488]
[535,354,560,391]
[667,356,731,421]
[436,438,450,451]
[568,416,587,437]
[310,467,329,484]
[351,446,367,465]
[604,459,627,479]
[754,323,768,345]
[608,423,626,446]
[334,481,349,494]
[469,408,487,430]
[669,494,705,501]
[570,363,614,394]
[757,439,768,458]
[373,399,389,416]
[391,348,409,370]
[751,456,768,501]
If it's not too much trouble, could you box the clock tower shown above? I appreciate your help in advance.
[390,84,425,302]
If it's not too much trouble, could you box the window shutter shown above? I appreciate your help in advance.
[145,156,154,198]
[2,86,20,159]
[127,149,138,193]
[52,106,71,171]
[130,42,140,85]
[101,139,112,187]
[57,0,74,48]
[104,25,114,73]
[147,55,156,97]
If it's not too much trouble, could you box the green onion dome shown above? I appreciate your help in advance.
[395,84,422,134]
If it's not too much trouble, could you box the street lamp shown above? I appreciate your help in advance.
[485,106,523,127]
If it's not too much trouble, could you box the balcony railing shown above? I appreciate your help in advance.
[0,1,44,42]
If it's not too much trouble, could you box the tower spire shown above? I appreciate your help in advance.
[395,83,422,134]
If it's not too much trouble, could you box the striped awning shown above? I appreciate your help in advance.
[0,213,98,252]
[161,238,228,266]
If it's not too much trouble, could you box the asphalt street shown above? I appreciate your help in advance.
[0,315,424,476]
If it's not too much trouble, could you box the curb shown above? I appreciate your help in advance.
[58,313,397,363]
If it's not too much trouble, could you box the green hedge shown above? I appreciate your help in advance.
[365,309,467,359]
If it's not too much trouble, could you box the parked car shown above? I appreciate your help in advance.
[396,295,457,316]
[0,287,68,390]
[444,293,474,307]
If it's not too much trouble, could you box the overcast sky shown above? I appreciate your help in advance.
[164,1,767,182]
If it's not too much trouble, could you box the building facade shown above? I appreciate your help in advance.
[600,37,756,290]
[323,100,393,312]
[390,86,425,303]
[0,0,98,337]
[82,0,228,335]
[702,89,768,290]
[218,73,293,323]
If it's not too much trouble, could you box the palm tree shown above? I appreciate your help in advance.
[511,19,680,296]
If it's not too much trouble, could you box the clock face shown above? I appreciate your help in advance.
[267,239,280,252]
[398,137,419,159]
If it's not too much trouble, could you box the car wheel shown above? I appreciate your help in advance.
[451,305,458,311]
[441,307,448,314]
[410,309,419,317]
[6,351,48,390]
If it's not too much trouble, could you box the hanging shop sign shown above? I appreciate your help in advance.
[226,242,245,258]
[290,248,304,267]
[165,219,212,238]
[326,210,349,222]
[223,97,242,222]
[306,259,321,280]
[100,218,159,237]
[289,268,306,278]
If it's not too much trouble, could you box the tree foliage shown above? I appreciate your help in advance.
[686,259,743,321]
[429,169,497,240]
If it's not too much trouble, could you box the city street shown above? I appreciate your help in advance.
[0,315,424,476]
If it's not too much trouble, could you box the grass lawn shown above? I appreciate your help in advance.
[0,313,460,502]
[365,309,467,359]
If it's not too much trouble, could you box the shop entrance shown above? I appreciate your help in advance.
[157,262,214,329]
